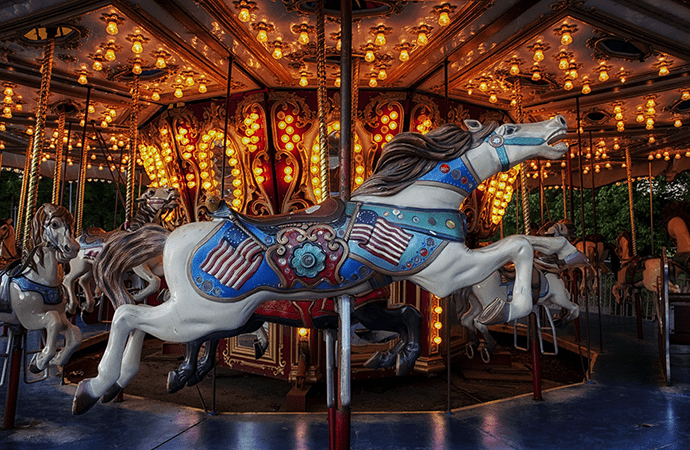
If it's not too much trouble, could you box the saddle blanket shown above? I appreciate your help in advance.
[189,201,466,301]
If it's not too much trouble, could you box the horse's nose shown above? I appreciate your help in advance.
[554,115,566,127]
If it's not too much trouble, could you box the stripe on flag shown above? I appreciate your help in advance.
[200,237,263,289]
[351,213,412,266]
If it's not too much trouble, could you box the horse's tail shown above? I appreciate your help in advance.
[93,223,169,308]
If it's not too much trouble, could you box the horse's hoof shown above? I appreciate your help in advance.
[363,351,383,369]
[480,347,492,364]
[167,371,185,394]
[186,373,204,388]
[478,297,510,325]
[101,383,123,404]
[395,344,420,376]
[28,355,43,374]
[72,380,99,415]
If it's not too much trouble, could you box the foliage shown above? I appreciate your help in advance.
[486,172,690,257]
[0,171,126,232]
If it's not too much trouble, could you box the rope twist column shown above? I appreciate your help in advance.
[51,111,66,205]
[126,75,140,223]
[316,0,329,201]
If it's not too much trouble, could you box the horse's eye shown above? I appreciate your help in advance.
[505,126,517,135]
[51,222,59,228]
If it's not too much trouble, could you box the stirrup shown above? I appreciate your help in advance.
[478,297,510,325]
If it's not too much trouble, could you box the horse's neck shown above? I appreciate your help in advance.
[25,249,62,286]
[351,184,466,210]
[462,144,503,182]
[130,205,158,230]
[1,231,17,258]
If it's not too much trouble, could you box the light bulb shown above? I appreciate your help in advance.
[369,76,377,88]
[439,11,450,27]
[599,70,609,82]
[198,83,207,93]
[238,7,250,22]
[659,63,669,76]
[299,75,308,87]
[558,57,568,70]
[156,56,166,69]
[510,64,520,76]
[378,68,387,80]
[257,29,267,43]
[581,81,591,94]
[337,39,341,51]
[272,43,282,59]
[132,61,142,75]
[152,91,160,101]
[417,32,428,46]
[335,77,341,87]
[682,91,690,101]
[489,92,497,103]
[533,49,544,62]
[532,69,541,81]
[675,119,683,127]
[560,32,572,46]
[106,20,118,36]
[564,79,573,90]
[399,49,409,62]
[92,59,103,71]
[375,32,386,46]
[174,87,183,98]
[105,48,116,61]
[299,30,309,45]
[185,76,194,86]
[131,40,143,54]
[365,49,375,63]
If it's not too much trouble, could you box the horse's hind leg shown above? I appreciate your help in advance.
[50,318,82,367]
[167,338,204,393]
[131,259,162,303]
[77,271,97,313]
[63,264,85,315]
[101,329,146,403]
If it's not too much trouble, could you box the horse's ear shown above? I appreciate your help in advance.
[464,119,483,132]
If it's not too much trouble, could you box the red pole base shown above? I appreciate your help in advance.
[328,407,336,450]
[635,296,644,340]
[3,342,22,429]
[335,407,351,450]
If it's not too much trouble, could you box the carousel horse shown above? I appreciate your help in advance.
[74,115,588,415]
[457,261,579,362]
[63,187,179,315]
[575,234,614,295]
[0,218,18,269]
[612,230,680,304]
[0,204,81,373]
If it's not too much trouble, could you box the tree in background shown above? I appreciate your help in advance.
[0,170,126,232]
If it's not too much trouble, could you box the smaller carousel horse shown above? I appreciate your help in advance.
[612,230,680,304]
[0,218,18,269]
[575,234,615,295]
[63,187,179,315]
[0,204,81,373]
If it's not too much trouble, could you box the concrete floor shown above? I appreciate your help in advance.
[2,313,690,450]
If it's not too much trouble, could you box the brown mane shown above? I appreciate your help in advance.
[352,122,497,197]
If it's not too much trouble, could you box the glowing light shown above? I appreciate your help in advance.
[106,19,119,36]
[533,49,544,62]
[581,79,591,94]
[77,71,88,85]
[272,42,283,60]
[104,47,116,61]
[131,39,143,55]
[92,59,103,71]
[439,11,450,27]
[238,6,250,22]
[369,76,377,87]
[560,31,572,46]
[417,31,428,46]
[174,85,183,98]
[375,32,386,46]
[683,91,690,101]
[198,82,207,93]
[564,78,573,90]
[151,90,160,101]
[299,73,308,87]
[257,29,267,43]
[675,119,683,127]
[365,49,375,63]
[335,76,341,87]
[132,60,142,75]
[156,55,166,69]
[298,30,309,45]
[659,62,669,76]
[433,321,442,330]
[399,48,409,62]
[298,328,308,337]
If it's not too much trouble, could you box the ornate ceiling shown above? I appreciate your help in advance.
[1,0,690,187]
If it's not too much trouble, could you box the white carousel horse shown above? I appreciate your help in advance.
[612,231,680,304]
[457,263,579,362]
[0,218,18,269]
[63,187,179,315]
[0,204,81,373]
[73,115,588,415]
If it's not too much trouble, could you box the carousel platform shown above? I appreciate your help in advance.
[2,313,690,450]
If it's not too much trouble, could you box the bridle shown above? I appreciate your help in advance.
[485,132,547,172]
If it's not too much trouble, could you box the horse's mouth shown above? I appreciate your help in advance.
[547,130,568,151]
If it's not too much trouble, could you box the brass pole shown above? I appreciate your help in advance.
[126,75,139,224]
[625,147,637,256]
[16,137,33,244]
[339,1,352,202]
[22,34,55,249]
[316,0,329,201]
[649,161,654,254]
[51,111,66,205]
[515,77,530,233]
[76,87,92,235]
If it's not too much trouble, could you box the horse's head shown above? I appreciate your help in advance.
[615,230,633,260]
[0,218,17,259]
[465,115,568,171]
[137,187,181,213]
[34,204,80,263]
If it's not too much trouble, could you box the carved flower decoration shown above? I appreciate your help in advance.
[290,242,326,278]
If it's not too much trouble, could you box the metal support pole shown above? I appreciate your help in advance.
[339,0,352,202]
[649,162,655,254]
[576,98,591,381]
[16,137,33,244]
[316,0,329,202]
[51,111,66,205]
[2,328,22,429]
[221,55,233,198]
[336,294,352,450]
[529,313,542,400]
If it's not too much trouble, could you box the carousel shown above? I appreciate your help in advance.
[1,1,690,449]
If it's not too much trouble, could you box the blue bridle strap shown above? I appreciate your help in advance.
[486,133,546,172]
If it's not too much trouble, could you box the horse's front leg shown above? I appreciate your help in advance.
[77,271,97,313]
[522,235,589,266]
[409,237,535,325]
[29,310,61,373]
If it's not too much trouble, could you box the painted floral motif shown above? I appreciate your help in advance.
[290,242,326,278]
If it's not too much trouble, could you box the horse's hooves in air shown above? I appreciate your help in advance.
[166,370,185,394]
[363,351,383,370]
[72,380,100,415]
[395,343,421,376]
[28,355,43,374]
[101,383,123,404]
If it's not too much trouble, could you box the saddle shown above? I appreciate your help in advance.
[498,264,549,304]
[213,197,345,227]
[0,259,23,313]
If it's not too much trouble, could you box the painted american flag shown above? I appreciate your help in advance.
[199,236,263,290]
[351,210,413,266]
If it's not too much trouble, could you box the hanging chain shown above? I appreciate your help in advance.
[23,37,55,249]
[51,111,66,205]
[316,0,329,202]
[625,147,637,256]
[126,74,140,223]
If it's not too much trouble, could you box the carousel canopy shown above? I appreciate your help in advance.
[1,0,690,188]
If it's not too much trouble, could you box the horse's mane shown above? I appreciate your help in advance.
[353,122,497,197]
[24,204,74,270]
